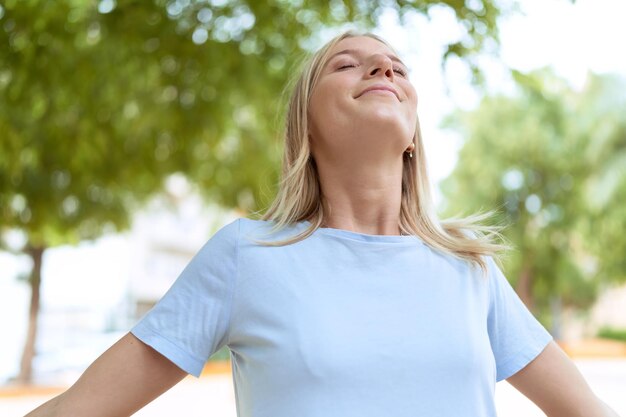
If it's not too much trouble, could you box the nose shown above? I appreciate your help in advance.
[367,54,394,81]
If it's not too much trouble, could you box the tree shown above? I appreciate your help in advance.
[572,73,626,286]
[0,0,506,383]
[440,68,626,335]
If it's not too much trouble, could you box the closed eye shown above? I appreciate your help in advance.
[337,64,406,77]
[393,67,407,77]
[337,64,407,77]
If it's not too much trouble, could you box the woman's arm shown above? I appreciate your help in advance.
[506,340,620,417]
[25,332,187,417]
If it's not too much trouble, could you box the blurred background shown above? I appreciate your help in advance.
[1,0,625,415]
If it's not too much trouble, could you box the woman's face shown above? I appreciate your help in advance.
[308,36,418,163]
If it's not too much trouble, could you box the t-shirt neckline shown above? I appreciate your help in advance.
[301,220,423,244]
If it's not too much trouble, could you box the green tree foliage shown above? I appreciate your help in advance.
[0,0,504,383]
[573,73,626,285]
[440,69,626,332]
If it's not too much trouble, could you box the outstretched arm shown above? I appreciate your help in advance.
[506,340,620,417]
[25,332,187,417]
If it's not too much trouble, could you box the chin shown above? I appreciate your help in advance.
[365,106,405,121]
[359,110,410,133]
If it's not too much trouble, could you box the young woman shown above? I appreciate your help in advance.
[26,30,619,417]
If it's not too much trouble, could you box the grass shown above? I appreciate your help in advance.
[597,326,626,342]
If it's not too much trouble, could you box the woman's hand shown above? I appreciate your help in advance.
[25,332,187,417]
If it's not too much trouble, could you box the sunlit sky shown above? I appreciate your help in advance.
[1,0,625,381]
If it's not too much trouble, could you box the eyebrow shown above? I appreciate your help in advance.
[326,48,408,70]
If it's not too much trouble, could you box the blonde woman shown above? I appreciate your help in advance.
[27,30,619,417]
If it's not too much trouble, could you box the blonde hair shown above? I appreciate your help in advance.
[251,30,510,276]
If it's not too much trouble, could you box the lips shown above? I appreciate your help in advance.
[356,84,400,100]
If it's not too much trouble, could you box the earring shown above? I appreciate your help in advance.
[409,150,413,158]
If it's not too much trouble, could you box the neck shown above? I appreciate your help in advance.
[316,157,404,236]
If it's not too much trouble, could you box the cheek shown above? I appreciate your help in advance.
[404,93,418,132]
[308,88,333,138]
[309,82,345,125]
[408,86,418,107]
[308,92,326,132]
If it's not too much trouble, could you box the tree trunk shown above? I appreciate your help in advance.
[16,245,45,385]
[516,260,535,312]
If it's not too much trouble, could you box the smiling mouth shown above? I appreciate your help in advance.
[361,90,397,97]
[356,86,400,101]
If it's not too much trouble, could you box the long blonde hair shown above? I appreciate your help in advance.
[251,30,510,276]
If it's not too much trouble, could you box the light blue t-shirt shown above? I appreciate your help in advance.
[131,217,553,417]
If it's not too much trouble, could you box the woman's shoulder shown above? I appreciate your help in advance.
[238,217,308,242]
[209,217,310,243]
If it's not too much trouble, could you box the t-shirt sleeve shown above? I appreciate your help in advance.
[130,218,240,377]
[486,256,553,382]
